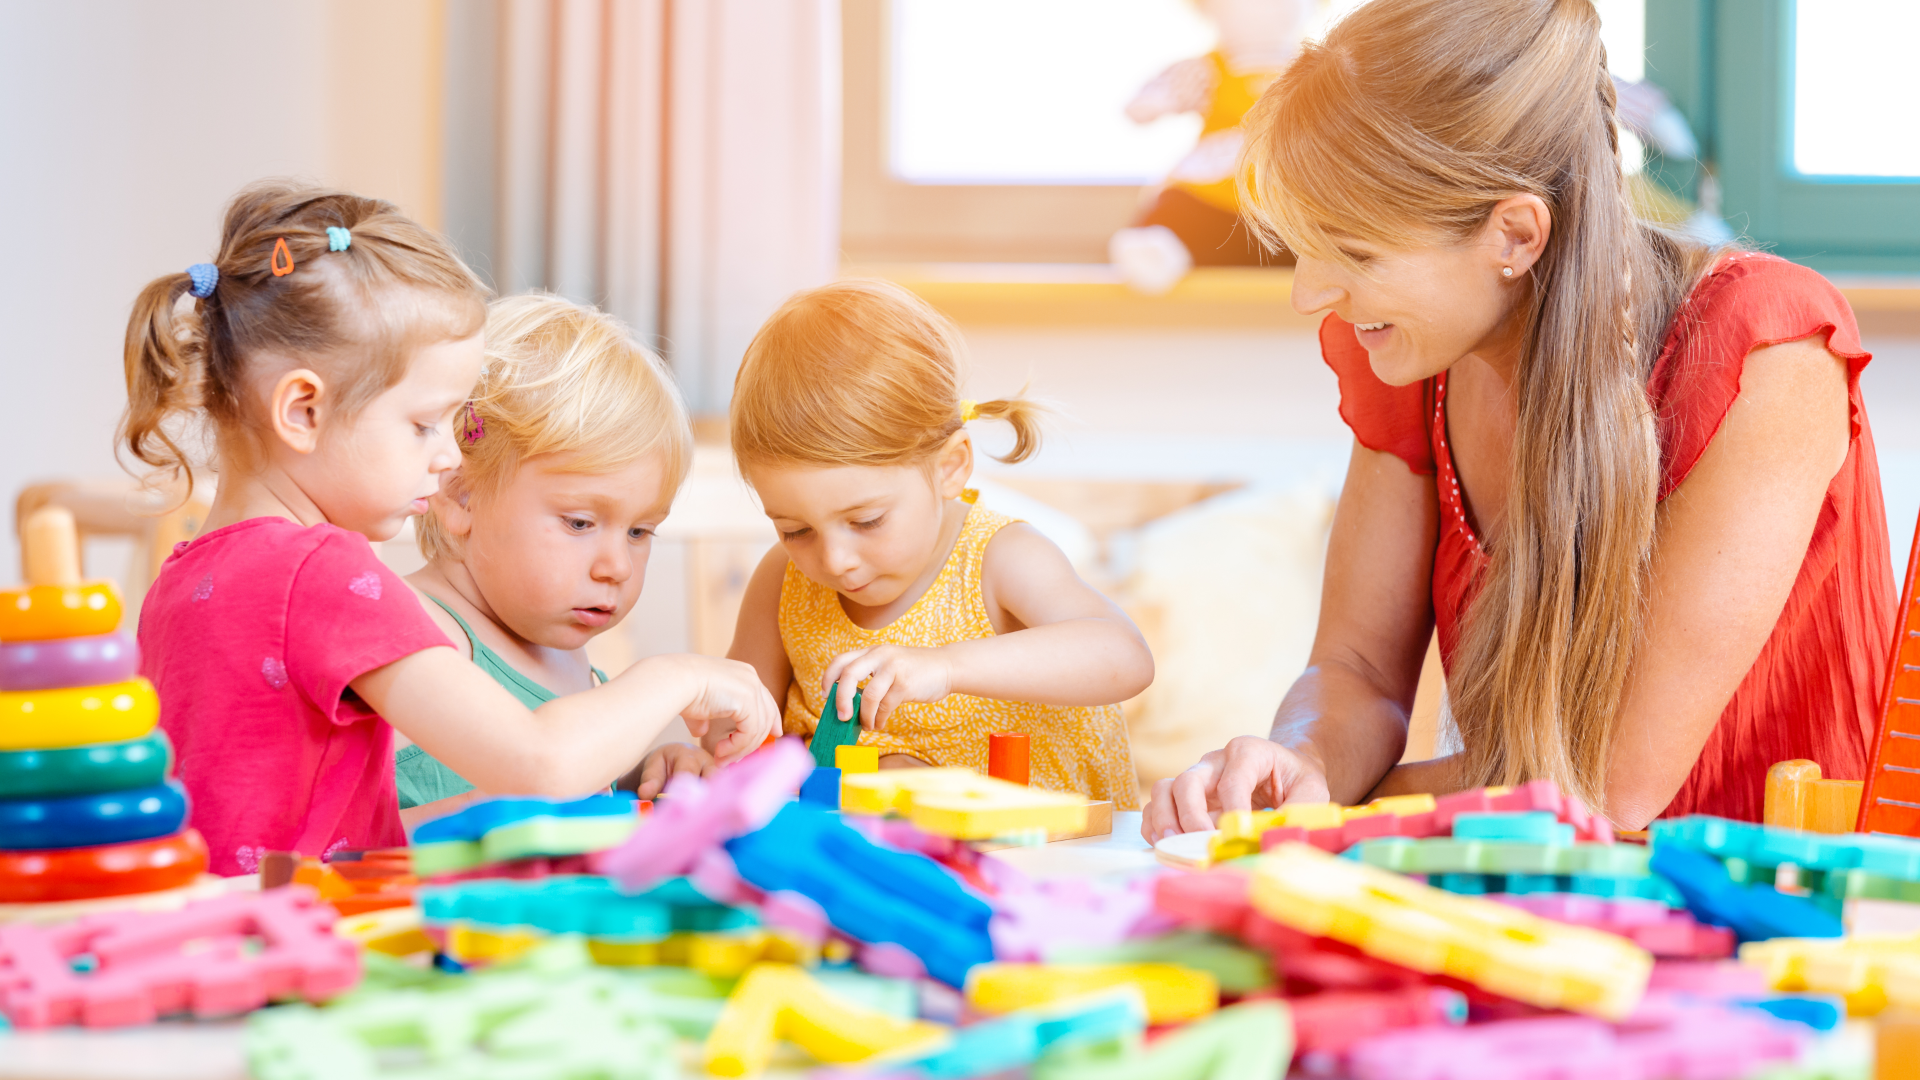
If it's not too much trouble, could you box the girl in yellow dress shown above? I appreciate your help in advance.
[722,279,1151,808]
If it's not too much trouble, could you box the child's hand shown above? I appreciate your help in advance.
[625,742,718,799]
[822,645,953,731]
[664,654,782,764]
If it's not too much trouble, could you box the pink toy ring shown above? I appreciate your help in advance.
[0,632,139,692]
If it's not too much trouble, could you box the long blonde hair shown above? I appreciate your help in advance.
[731,279,1043,469]
[415,293,693,562]
[1241,0,1717,811]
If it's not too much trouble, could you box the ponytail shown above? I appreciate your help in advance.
[968,392,1046,465]
[120,272,207,496]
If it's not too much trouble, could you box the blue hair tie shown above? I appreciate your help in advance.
[186,263,218,299]
[326,227,352,252]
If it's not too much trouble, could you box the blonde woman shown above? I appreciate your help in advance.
[1145,0,1891,836]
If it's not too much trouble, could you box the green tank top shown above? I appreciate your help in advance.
[394,594,605,809]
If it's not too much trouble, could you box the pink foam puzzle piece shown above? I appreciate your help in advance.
[988,874,1176,962]
[0,886,359,1029]
[595,737,813,892]
[1645,960,1769,997]
[1433,780,1613,844]
[1490,895,1735,959]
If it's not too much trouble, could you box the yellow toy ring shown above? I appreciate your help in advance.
[0,678,158,750]
[0,582,124,642]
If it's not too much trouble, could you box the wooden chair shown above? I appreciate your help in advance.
[14,478,212,613]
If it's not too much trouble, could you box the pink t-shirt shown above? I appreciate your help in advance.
[140,517,451,875]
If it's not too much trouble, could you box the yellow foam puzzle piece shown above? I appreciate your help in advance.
[839,768,1087,840]
[334,906,436,957]
[1739,934,1920,1015]
[584,929,819,974]
[1249,842,1652,1019]
[1210,796,1442,861]
[702,962,948,1077]
[965,962,1219,1025]
[446,922,546,965]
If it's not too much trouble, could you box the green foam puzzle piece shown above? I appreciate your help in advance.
[1045,931,1274,995]
[479,814,638,864]
[1353,837,1650,877]
[811,682,863,769]
[410,839,484,877]
[1031,1000,1292,1080]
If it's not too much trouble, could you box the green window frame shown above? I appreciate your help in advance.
[1645,0,1920,273]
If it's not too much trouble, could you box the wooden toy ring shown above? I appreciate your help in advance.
[0,582,123,641]
[0,631,140,692]
[0,731,171,799]
[0,829,207,903]
[0,677,158,751]
[0,780,188,850]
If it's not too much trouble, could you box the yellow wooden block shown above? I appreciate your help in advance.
[965,962,1218,1025]
[836,744,880,774]
[1249,842,1651,1019]
[1740,934,1920,1015]
[334,906,435,957]
[838,768,1086,840]
[703,963,948,1077]
[1763,759,1864,835]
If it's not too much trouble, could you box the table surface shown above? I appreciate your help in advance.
[0,813,1161,1080]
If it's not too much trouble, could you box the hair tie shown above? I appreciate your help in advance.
[326,227,352,252]
[461,402,485,444]
[959,400,979,422]
[186,263,218,299]
[270,237,295,277]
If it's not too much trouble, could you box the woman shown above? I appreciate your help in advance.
[1143,0,1892,836]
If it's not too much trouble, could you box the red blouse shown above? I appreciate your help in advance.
[1324,253,1894,821]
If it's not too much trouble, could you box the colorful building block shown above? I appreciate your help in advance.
[1647,959,1770,997]
[818,988,1146,1080]
[1249,842,1653,1019]
[1449,811,1575,845]
[332,905,435,958]
[1764,760,1865,835]
[839,768,1087,841]
[1285,986,1466,1057]
[988,732,1030,786]
[0,779,188,850]
[0,829,207,903]
[1027,1000,1292,1080]
[988,873,1178,965]
[0,886,359,1028]
[836,744,880,774]
[419,875,756,940]
[0,730,169,799]
[1350,836,1649,876]
[812,683,864,769]
[1041,932,1272,995]
[1490,894,1735,959]
[408,792,639,877]
[965,962,1218,1025]
[702,962,948,1077]
[1652,815,1920,880]
[1738,934,1920,1015]
[801,766,843,807]
[1649,844,1844,942]
[0,677,158,751]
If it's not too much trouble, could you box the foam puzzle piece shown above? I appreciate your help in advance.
[408,793,639,877]
[812,683,864,769]
[1221,781,1613,863]
[1490,893,1735,959]
[702,962,948,1077]
[419,875,756,940]
[1646,959,1770,997]
[1041,931,1273,995]
[1424,870,1685,906]
[0,731,169,800]
[1449,812,1575,845]
[0,779,188,850]
[1650,844,1844,942]
[1350,836,1649,876]
[1285,986,1466,1056]
[596,737,814,893]
[724,802,995,988]
[1431,780,1612,842]
[585,927,819,976]
[1764,760,1865,835]
[839,768,1087,840]
[0,581,122,642]
[965,962,1219,1025]
[1819,866,1920,905]
[1737,933,1920,1015]
[1027,1000,1292,1080]
[1729,993,1844,1032]
[0,885,360,1028]
[1249,842,1653,1019]
[837,744,880,774]
[0,829,207,903]
[0,630,140,693]
[333,906,436,958]
[1653,814,1920,880]
[801,766,843,807]
[987,873,1179,965]
[1343,1004,1806,1080]
[0,676,158,751]
[821,988,1145,1080]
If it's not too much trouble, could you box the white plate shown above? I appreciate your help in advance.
[1152,829,1217,870]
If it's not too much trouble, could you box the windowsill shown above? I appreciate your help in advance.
[856,263,1920,333]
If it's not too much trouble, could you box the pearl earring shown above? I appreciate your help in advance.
[1502,266,1514,278]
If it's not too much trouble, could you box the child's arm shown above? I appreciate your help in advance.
[352,648,779,797]
[707,544,796,753]
[822,523,1154,729]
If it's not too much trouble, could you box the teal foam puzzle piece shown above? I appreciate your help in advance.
[416,875,757,939]
[812,682,864,769]
[1450,812,1574,845]
[1651,815,1920,882]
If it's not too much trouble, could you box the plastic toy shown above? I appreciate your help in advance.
[1027,999,1293,1080]
[839,768,1087,840]
[587,926,819,976]
[1646,959,1769,996]
[1821,865,1920,905]
[1449,811,1575,845]
[1489,894,1735,959]
[1250,842,1653,1019]
[0,676,159,750]
[988,732,1030,785]
[0,779,188,849]
[1216,780,1612,863]
[812,683,864,769]
[701,962,948,1077]
[1286,986,1466,1057]
[1648,844,1844,941]
[409,792,640,876]
[966,962,1218,1025]
[1652,814,1920,881]
[597,737,813,893]
[801,766,843,807]
[816,988,1146,1080]
[724,802,996,987]
[0,885,360,1028]
[0,631,140,692]
[418,875,756,941]
[0,730,170,798]
[332,905,436,957]
[0,829,207,903]
[1763,759,1864,835]
[1425,871,1684,906]
[837,744,880,774]
[1737,933,1920,1015]
[1041,931,1271,994]
[0,874,228,927]
[987,872,1178,964]
[1877,1010,1920,1080]
[1861,506,1920,837]
[0,583,123,641]
[1349,836,1649,876]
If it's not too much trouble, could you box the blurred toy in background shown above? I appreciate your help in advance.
[1110,0,1315,294]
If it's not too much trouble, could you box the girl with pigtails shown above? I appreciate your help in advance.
[1147,0,1891,836]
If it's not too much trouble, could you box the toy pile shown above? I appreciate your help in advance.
[0,508,207,912]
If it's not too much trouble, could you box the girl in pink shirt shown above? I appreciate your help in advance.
[122,182,780,874]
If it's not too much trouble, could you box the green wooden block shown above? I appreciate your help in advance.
[811,682,863,769]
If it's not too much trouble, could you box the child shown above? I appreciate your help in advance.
[123,182,778,874]
[400,292,715,821]
[723,279,1152,807]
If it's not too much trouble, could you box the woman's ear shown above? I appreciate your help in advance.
[267,368,329,455]
[934,430,975,500]
[1487,194,1552,278]
[431,469,477,539]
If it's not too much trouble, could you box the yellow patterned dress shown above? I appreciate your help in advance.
[777,502,1140,808]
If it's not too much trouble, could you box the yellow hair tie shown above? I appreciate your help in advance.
[959,400,979,422]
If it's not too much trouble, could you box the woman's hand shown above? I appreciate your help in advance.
[1141,736,1332,842]
[623,742,718,799]
[822,645,953,731]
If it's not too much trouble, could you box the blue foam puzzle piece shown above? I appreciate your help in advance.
[416,874,757,939]
[0,779,188,850]
[724,803,994,987]
[1449,811,1575,845]
[888,989,1147,1078]
[1730,995,1844,1032]
[1649,844,1843,942]
[801,767,842,807]
[411,792,637,844]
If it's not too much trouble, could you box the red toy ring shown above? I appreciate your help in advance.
[0,829,208,903]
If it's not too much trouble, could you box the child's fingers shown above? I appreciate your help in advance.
[822,651,863,706]
[859,670,896,730]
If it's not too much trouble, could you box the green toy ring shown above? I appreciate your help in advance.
[0,730,172,799]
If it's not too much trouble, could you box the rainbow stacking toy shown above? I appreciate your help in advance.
[0,508,206,904]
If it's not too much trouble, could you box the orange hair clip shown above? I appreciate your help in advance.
[270,237,295,277]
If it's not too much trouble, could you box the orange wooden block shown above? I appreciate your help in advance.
[1765,759,1864,834]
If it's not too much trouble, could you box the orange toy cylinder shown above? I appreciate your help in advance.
[989,732,1030,786]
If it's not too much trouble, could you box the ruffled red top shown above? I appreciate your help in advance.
[1323,252,1894,821]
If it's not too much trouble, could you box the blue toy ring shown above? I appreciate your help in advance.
[0,780,189,850]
